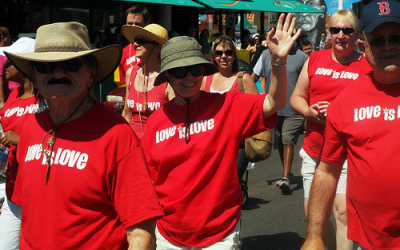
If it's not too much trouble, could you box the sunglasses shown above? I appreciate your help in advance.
[329,27,355,35]
[214,49,234,57]
[134,37,158,45]
[367,35,400,48]
[167,65,205,79]
[5,59,12,68]
[32,58,83,74]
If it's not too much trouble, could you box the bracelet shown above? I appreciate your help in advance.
[271,62,287,67]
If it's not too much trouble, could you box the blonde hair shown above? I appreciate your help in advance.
[328,9,359,30]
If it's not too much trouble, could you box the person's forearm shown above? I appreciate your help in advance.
[251,72,259,83]
[303,161,342,247]
[290,95,311,119]
[126,220,156,250]
[264,64,287,115]
[260,76,266,94]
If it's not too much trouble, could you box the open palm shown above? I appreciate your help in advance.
[267,13,302,63]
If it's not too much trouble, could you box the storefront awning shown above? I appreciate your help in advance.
[115,0,205,8]
[196,0,323,13]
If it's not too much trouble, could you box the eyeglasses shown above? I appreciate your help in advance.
[32,58,83,74]
[329,27,355,35]
[367,35,400,48]
[167,65,205,78]
[214,49,234,57]
[5,60,12,68]
[134,37,158,46]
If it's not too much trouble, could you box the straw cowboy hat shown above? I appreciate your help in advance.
[4,22,122,84]
[154,36,217,86]
[122,23,168,45]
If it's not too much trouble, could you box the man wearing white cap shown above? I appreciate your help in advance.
[5,22,163,249]
[302,0,400,249]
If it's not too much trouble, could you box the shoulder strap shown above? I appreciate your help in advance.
[237,71,244,93]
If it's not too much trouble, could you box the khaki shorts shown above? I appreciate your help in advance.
[300,148,347,198]
[273,116,304,148]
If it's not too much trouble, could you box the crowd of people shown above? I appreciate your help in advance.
[0,0,399,249]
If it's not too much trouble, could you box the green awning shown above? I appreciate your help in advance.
[196,0,323,13]
[115,0,205,8]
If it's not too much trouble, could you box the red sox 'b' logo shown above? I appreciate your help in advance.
[377,1,390,15]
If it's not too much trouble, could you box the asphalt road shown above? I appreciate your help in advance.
[240,134,307,250]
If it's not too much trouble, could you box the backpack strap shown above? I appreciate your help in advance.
[237,71,244,93]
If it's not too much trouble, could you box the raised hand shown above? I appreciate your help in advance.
[267,13,301,64]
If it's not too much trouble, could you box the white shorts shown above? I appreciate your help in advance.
[0,198,22,250]
[300,148,347,198]
[155,222,240,250]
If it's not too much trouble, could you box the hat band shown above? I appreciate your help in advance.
[35,46,89,53]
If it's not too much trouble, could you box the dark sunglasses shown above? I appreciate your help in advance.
[32,58,83,74]
[329,27,355,35]
[5,59,12,68]
[214,49,234,57]
[367,35,400,48]
[167,65,205,79]
[134,37,158,45]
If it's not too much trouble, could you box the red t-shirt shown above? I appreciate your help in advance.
[0,87,38,200]
[114,44,140,86]
[141,91,276,247]
[321,74,400,249]
[13,102,163,249]
[303,49,371,158]
[126,65,168,140]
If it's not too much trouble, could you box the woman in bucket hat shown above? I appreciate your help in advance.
[4,22,163,249]
[141,13,301,249]
[121,23,174,140]
[0,37,36,250]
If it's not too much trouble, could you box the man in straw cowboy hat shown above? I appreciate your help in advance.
[141,13,301,248]
[4,22,163,249]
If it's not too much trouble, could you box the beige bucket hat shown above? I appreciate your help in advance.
[122,23,168,45]
[4,22,122,84]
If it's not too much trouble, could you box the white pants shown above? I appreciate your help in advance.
[300,148,347,198]
[155,222,240,250]
[0,198,22,250]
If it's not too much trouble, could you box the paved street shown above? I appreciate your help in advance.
[240,134,307,250]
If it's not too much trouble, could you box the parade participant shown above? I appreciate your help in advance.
[252,44,308,194]
[0,37,36,250]
[121,24,174,140]
[114,5,150,87]
[290,9,371,250]
[0,27,11,109]
[5,22,163,249]
[302,0,400,249]
[203,35,259,182]
[141,13,300,248]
